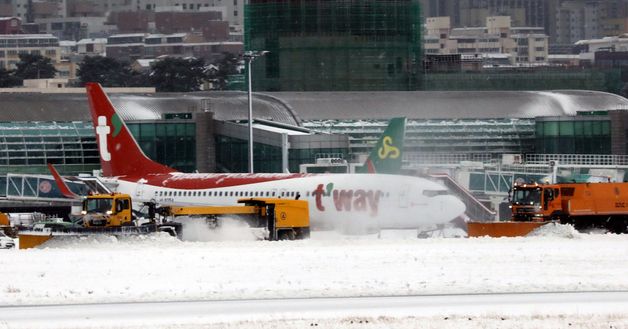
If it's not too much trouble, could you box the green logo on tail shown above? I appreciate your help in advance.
[111,113,122,137]
[357,117,406,174]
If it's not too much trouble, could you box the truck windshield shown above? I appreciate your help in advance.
[512,188,541,206]
[84,198,113,213]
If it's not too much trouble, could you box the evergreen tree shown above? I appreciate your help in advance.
[149,57,207,92]
[0,68,21,87]
[77,56,135,87]
[14,53,57,80]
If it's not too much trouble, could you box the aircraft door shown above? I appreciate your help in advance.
[398,184,411,208]
[134,178,147,199]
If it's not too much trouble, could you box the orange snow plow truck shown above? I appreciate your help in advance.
[468,181,628,237]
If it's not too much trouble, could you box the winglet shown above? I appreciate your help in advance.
[47,163,80,199]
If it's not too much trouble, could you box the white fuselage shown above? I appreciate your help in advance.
[103,173,466,232]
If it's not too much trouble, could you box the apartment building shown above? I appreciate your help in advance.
[0,34,60,70]
[105,32,241,62]
[424,16,549,65]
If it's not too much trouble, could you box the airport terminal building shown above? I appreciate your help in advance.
[0,88,626,180]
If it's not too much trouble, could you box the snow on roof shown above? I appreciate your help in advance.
[0,34,57,39]
[108,33,146,38]
[77,38,107,45]
[59,41,76,47]
[134,59,155,67]
[146,33,187,38]
[252,123,309,135]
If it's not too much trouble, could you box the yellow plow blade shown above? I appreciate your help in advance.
[467,221,549,238]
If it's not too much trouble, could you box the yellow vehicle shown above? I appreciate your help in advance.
[19,196,310,249]
[161,198,310,240]
[81,193,133,227]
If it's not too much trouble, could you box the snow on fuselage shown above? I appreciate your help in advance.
[102,173,466,231]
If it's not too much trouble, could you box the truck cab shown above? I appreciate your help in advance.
[511,183,562,221]
[82,193,133,227]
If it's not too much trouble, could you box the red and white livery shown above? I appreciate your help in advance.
[85,83,466,231]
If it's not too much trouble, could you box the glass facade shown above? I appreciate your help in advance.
[0,121,99,175]
[303,118,536,160]
[422,69,623,93]
[127,122,196,173]
[216,135,348,173]
[245,0,422,91]
[215,135,282,173]
[289,148,348,173]
[535,118,611,154]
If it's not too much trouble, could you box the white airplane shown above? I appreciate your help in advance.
[81,83,466,232]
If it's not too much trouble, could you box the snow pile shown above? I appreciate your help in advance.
[178,216,259,242]
[527,223,581,238]
[184,314,628,329]
[40,232,178,249]
[2,232,628,306]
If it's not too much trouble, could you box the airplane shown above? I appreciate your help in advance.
[82,82,465,232]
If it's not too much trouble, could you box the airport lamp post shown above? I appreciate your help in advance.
[243,50,269,174]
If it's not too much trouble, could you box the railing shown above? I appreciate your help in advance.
[430,174,496,221]
[524,154,628,166]
[404,153,494,165]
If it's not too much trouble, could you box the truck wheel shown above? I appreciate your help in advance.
[609,218,628,234]
[286,230,296,240]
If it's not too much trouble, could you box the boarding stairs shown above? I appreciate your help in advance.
[429,174,496,221]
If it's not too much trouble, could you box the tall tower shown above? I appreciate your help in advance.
[245,0,422,91]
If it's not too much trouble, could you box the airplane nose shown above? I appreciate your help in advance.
[439,195,466,222]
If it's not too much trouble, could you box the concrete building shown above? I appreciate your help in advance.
[555,1,601,45]
[76,38,106,56]
[88,0,243,33]
[0,34,60,70]
[35,16,116,40]
[574,34,628,64]
[105,32,242,62]
[424,16,549,65]
[0,17,21,34]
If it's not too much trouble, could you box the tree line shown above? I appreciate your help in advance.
[0,53,240,92]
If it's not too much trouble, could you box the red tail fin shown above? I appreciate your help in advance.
[47,163,80,199]
[85,83,176,177]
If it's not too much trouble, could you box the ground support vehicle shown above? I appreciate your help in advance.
[468,181,628,237]
[0,212,12,237]
[0,230,14,249]
[159,198,310,241]
[18,193,180,249]
[18,195,310,249]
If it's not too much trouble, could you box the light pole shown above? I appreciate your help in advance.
[243,50,268,174]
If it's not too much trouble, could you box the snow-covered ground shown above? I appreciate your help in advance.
[1,223,628,328]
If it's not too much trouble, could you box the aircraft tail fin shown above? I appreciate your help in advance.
[47,163,80,199]
[85,83,176,177]
[357,117,406,174]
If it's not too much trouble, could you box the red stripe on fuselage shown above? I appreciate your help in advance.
[119,173,312,189]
